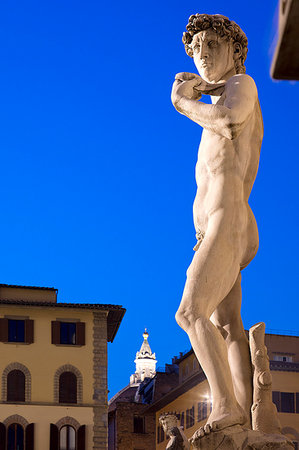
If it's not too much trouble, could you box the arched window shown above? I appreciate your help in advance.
[59,372,77,404]
[50,420,85,450]
[7,423,24,450]
[7,370,25,402]
[60,425,76,450]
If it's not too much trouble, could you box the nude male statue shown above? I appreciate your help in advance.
[171,14,263,436]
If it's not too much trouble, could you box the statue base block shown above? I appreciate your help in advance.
[190,425,294,449]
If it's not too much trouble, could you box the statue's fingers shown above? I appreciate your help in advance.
[172,79,182,89]
[175,72,200,81]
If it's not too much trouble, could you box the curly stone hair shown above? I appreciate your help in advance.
[182,14,248,74]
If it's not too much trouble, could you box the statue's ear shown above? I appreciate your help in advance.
[233,42,242,60]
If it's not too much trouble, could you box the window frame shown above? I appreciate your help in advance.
[8,320,25,343]
[133,416,145,434]
[51,321,85,346]
[7,423,24,450]
[157,425,164,444]
[197,401,208,422]
[272,391,299,413]
[59,372,77,404]
[7,370,25,402]
[50,422,85,450]
[60,425,76,450]
[0,318,34,344]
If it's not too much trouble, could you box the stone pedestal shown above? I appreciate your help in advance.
[190,425,294,450]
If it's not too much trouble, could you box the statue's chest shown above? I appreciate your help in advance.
[198,133,236,176]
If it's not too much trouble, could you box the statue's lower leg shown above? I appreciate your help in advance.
[186,316,246,436]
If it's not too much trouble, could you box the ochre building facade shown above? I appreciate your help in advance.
[0,283,125,450]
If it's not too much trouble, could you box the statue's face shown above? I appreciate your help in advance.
[191,29,235,83]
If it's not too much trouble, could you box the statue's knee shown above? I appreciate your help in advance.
[175,308,191,331]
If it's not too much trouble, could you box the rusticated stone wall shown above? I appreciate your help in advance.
[93,311,108,450]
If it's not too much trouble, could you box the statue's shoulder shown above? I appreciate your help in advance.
[226,73,258,98]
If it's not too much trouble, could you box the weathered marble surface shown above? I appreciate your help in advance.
[172,12,263,435]
[190,425,294,450]
[249,322,281,434]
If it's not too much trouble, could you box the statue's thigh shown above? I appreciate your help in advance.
[183,248,240,318]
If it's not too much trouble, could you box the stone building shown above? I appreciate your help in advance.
[108,330,179,450]
[0,283,125,449]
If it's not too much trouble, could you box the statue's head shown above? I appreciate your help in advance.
[182,14,248,83]
[159,413,178,433]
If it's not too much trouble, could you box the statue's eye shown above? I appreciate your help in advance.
[208,40,217,48]
[193,44,201,53]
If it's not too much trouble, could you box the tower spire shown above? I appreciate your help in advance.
[130,329,157,385]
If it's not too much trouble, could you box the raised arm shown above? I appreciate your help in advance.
[171,74,257,140]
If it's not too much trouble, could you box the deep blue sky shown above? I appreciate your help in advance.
[0,1,298,399]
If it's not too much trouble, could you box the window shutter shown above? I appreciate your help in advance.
[0,423,6,450]
[50,423,59,450]
[59,372,77,404]
[272,391,281,412]
[0,318,8,342]
[26,423,34,450]
[7,370,25,402]
[51,321,60,344]
[76,322,85,345]
[25,319,34,344]
[78,425,86,450]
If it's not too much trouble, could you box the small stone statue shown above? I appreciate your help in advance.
[159,413,189,450]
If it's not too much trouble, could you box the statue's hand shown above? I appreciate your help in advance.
[171,72,202,109]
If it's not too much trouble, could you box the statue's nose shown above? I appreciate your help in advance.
[199,43,209,60]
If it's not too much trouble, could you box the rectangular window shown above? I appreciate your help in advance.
[133,416,145,434]
[60,322,76,345]
[197,401,208,422]
[273,355,293,362]
[190,406,195,427]
[0,318,33,344]
[202,401,207,420]
[180,412,184,430]
[157,425,164,443]
[281,392,295,413]
[52,321,85,346]
[186,407,194,429]
[273,391,297,413]
[8,319,25,342]
[272,391,281,412]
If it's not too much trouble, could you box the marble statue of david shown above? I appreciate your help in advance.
[171,14,263,436]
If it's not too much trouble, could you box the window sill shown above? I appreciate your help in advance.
[3,401,26,404]
[53,344,84,347]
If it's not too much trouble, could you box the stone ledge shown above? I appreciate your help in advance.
[190,425,294,449]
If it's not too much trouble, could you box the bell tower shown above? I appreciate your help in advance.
[130,329,157,385]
